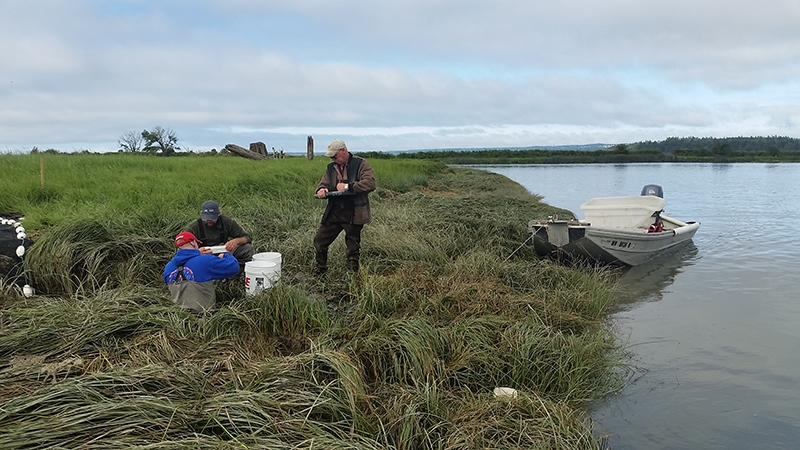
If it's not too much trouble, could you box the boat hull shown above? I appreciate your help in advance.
[529,219,700,266]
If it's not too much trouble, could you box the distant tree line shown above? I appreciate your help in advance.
[358,136,800,164]
[359,148,677,164]
[627,136,800,154]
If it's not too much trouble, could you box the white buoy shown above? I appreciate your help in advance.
[13,222,21,228]
[15,226,25,234]
[16,245,25,258]
[17,232,26,240]
[23,285,34,297]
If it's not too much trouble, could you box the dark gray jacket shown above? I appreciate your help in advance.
[316,154,376,225]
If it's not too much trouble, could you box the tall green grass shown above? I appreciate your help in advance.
[0,153,620,449]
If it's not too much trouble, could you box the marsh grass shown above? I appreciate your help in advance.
[0,154,620,449]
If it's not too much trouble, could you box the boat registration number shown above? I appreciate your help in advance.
[601,239,635,249]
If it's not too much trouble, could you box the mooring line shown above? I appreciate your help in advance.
[504,233,534,262]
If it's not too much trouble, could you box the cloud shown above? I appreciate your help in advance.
[1,0,799,152]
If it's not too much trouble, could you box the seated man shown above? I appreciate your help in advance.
[186,200,254,267]
[164,231,239,315]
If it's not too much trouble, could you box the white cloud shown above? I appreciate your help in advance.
[1,0,799,152]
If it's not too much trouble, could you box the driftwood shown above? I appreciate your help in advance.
[225,144,268,160]
[307,135,314,160]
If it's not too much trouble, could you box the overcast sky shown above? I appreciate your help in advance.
[2,0,799,153]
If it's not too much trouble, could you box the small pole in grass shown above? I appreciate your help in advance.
[40,154,44,188]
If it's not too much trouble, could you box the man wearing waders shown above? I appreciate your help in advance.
[164,231,239,315]
[313,139,376,276]
[186,200,254,271]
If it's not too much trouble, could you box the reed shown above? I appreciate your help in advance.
[0,153,620,449]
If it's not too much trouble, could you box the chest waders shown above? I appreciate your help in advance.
[195,218,228,245]
[321,158,362,224]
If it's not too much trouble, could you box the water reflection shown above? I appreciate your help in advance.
[712,163,733,171]
[611,241,700,309]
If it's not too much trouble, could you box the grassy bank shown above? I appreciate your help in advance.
[0,153,621,449]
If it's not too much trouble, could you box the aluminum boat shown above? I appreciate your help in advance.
[528,185,700,266]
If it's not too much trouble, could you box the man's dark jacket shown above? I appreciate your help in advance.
[316,154,376,225]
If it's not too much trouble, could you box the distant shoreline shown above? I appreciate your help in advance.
[354,136,800,163]
[358,148,800,164]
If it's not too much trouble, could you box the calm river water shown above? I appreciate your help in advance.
[473,163,800,450]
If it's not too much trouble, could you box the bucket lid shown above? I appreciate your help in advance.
[245,260,277,269]
[253,252,282,260]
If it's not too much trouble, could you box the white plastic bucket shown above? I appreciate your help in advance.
[252,252,282,279]
[244,260,278,296]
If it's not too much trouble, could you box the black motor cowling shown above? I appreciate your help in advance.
[641,184,664,198]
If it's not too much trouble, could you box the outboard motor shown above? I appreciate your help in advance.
[641,184,664,198]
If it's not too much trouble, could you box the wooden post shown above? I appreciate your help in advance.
[307,136,314,160]
[39,154,44,188]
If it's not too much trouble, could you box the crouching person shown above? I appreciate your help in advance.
[164,231,239,315]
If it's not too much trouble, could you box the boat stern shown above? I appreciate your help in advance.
[528,218,587,257]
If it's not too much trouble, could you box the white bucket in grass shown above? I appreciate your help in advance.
[244,260,278,296]
[252,252,282,279]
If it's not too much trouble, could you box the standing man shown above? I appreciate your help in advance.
[313,139,376,275]
[186,200,254,268]
[164,231,239,315]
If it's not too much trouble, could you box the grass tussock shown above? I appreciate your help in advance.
[0,154,621,449]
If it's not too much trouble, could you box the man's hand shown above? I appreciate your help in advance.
[199,246,213,255]
[316,188,328,199]
[225,237,247,252]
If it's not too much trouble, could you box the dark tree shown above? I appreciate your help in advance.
[767,145,780,157]
[711,141,732,156]
[142,126,180,155]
